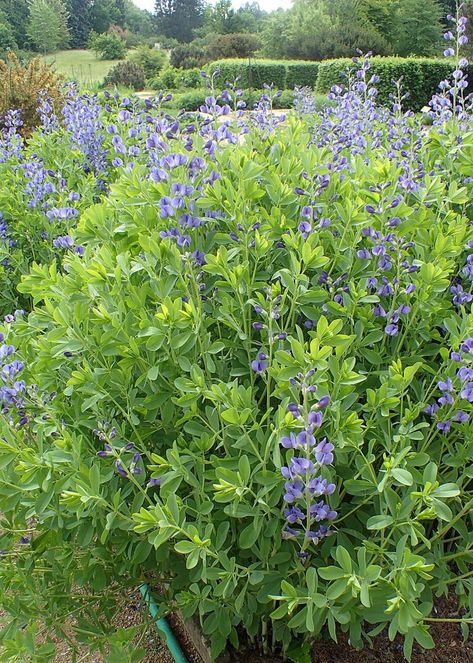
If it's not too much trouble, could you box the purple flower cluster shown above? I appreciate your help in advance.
[294,87,317,115]
[0,340,27,426]
[63,87,108,178]
[451,240,473,307]
[52,235,84,255]
[318,270,349,308]
[425,338,473,433]
[251,87,286,136]
[0,110,24,163]
[357,226,417,335]
[46,207,79,221]
[430,13,472,126]
[280,375,336,550]
[38,94,59,134]
[22,158,65,210]
[95,426,150,482]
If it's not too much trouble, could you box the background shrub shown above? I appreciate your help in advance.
[172,88,208,111]
[89,32,127,60]
[103,61,145,91]
[206,32,261,60]
[150,66,178,90]
[155,35,179,50]
[170,43,209,70]
[174,67,203,89]
[0,51,63,134]
[128,46,167,79]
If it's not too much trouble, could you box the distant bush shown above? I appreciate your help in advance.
[0,51,64,135]
[90,32,126,60]
[128,46,167,79]
[124,32,145,49]
[104,61,145,91]
[170,43,209,70]
[172,88,208,111]
[155,35,179,50]
[206,33,261,60]
[316,57,463,111]
[175,67,203,89]
[150,66,177,89]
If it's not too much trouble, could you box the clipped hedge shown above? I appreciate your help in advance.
[209,59,320,90]
[285,60,320,88]
[316,56,464,111]
[209,59,287,89]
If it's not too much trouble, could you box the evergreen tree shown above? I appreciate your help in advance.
[154,0,204,42]
[27,0,69,52]
[89,0,123,34]
[0,16,17,52]
[0,0,30,47]
[66,0,91,48]
[48,0,71,48]
[115,0,125,26]
[393,0,443,56]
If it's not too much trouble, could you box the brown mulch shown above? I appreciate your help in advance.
[230,596,472,663]
[311,595,473,663]
[2,592,472,662]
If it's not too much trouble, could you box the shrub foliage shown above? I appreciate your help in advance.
[0,51,64,134]
[103,60,146,90]
[0,47,473,663]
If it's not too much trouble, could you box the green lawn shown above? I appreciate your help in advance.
[42,49,123,85]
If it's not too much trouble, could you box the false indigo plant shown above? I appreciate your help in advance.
[0,31,473,663]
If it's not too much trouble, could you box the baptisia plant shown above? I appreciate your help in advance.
[0,23,473,663]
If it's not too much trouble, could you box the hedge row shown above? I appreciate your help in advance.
[162,88,331,112]
[208,59,320,90]
[316,57,464,111]
[207,57,466,111]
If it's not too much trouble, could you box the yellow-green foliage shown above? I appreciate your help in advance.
[0,51,64,135]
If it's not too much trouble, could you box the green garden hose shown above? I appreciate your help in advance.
[139,583,189,663]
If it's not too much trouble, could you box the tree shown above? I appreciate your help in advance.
[207,32,261,59]
[154,0,204,42]
[66,0,91,48]
[392,0,443,56]
[260,10,292,58]
[0,0,30,47]
[261,0,390,61]
[27,0,70,53]
[48,0,71,48]
[123,0,155,37]
[0,18,17,52]
[89,0,122,33]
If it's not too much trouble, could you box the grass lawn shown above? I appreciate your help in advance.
[42,49,123,85]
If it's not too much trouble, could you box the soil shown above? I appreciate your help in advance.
[1,591,471,662]
[230,595,473,663]
[310,595,473,663]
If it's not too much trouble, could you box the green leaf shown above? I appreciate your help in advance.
[326,578,349,600]
[367,515,394,530]
[392,469,413,486]
[318,566,347,581]
[335,546,353,573]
